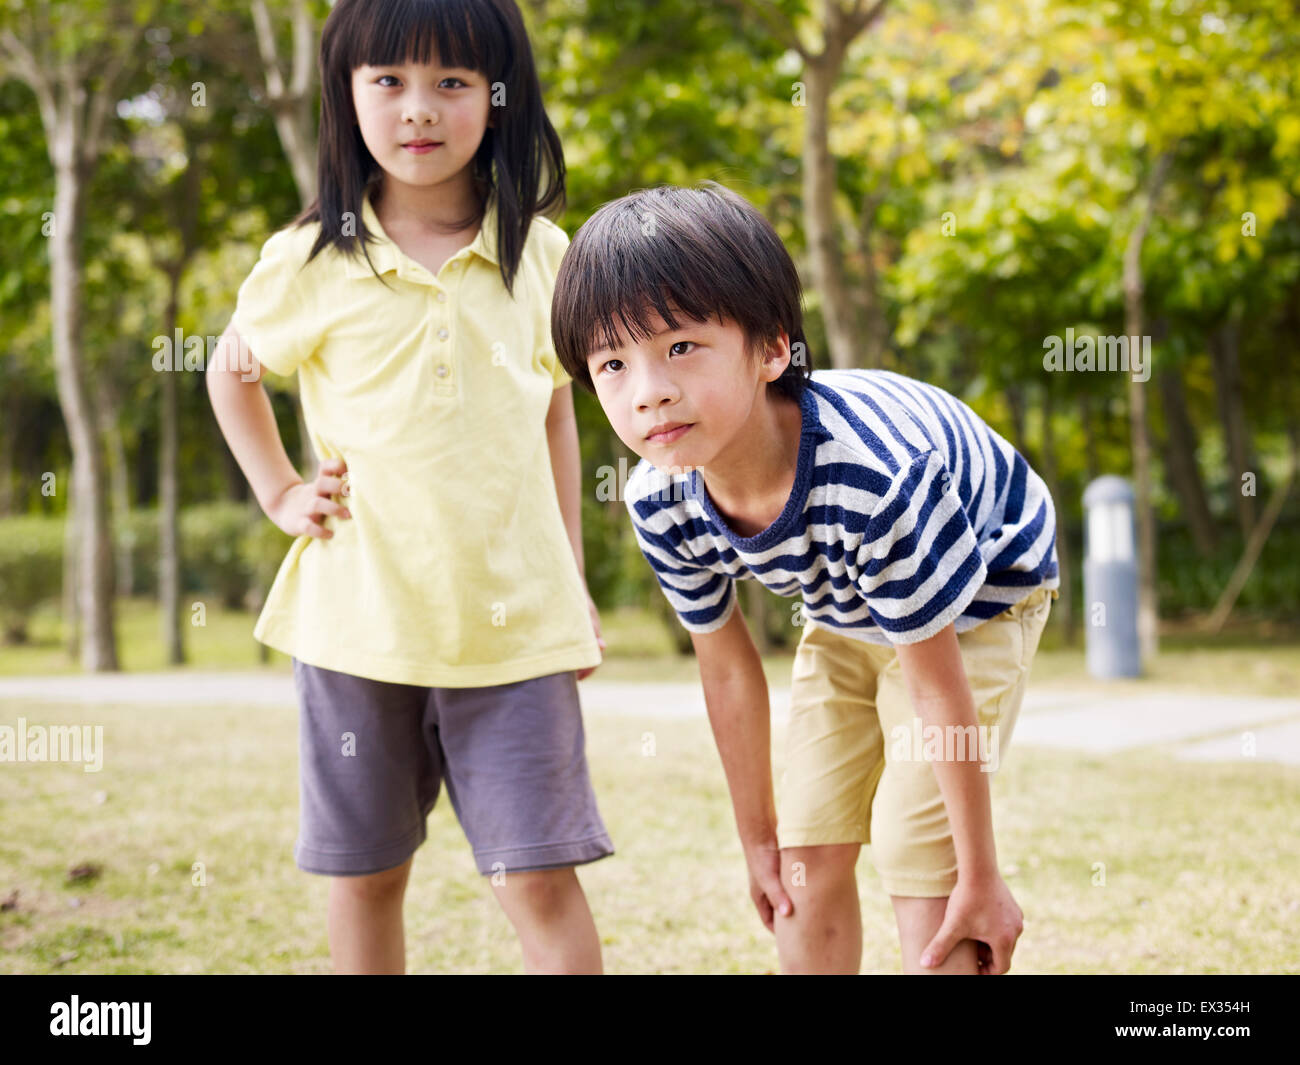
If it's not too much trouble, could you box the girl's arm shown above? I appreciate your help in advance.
[205,323,349,539]
[205,323,304,514]
[544,382,585,579]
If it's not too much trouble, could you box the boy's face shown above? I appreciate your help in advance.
[585,307,790,474]
[351,60,491,191]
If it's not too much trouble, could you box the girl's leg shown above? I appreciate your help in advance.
[327,856,414,974]
[490,867,602,974]
[774,843,863,974]
[890,895,979,974]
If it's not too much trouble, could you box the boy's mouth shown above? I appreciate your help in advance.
[646,422,693,444]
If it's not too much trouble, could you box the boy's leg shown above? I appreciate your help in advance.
[889,896,980,974]
[490,867,602,974]
[775,620,893,974]
[431,669,614,975]
[774,843,863,973]
[328,857,414,974]
[870,587,1055,974]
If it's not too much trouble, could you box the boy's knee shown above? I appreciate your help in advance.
[780,843,859,900]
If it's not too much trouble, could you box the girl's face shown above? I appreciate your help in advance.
[351,59,492,196]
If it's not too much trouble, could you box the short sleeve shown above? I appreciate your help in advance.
[229,228,321,378]
[856,449,987,645]
[627,493,737,633]
[534,220,573,389]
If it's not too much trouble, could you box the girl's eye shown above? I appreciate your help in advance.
[598,359,624,375]
[375,75,467,88]
[669,341,694,355]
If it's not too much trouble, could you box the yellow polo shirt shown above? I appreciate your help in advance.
[229,191,601,687]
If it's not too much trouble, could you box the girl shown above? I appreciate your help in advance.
[206,0,613,975]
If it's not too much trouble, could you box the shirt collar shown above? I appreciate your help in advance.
[343,188,500,281]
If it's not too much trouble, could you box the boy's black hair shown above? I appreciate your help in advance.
[551,182,812,401]
[290,0,564,297]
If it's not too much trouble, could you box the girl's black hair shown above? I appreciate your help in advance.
[551,182,812,401]
[289,0,564,297]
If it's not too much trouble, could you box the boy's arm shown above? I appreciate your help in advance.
[893,622,1024,972]
[689,604,794,931]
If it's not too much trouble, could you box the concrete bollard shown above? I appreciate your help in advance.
[1083,475,1141,678]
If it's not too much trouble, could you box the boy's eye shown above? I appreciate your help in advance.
[669,341,694,355]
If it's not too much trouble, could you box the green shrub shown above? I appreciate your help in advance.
[0,515,64,643]
[180,502,270,610]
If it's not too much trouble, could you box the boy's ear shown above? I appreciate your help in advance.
[760,329,791,380]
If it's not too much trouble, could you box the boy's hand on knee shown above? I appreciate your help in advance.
[741,837,793,933]
[920,872,1023,974]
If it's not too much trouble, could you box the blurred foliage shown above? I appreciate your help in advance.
[1,0,1296,644]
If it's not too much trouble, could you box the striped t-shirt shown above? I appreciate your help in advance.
[625,368,1059,646]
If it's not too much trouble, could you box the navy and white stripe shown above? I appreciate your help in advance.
[625,368,1059,646]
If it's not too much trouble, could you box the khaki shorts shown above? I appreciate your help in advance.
[776,586,1057,897]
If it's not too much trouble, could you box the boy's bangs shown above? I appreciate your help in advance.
[586,284,725,362]
[577,238,736,360]
[341,0,506,76]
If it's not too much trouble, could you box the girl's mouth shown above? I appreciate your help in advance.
[403,142,442,154]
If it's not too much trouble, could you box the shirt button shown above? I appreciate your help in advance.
[435,291,447,303]
[438,327,449,340]
[435,365,449,377]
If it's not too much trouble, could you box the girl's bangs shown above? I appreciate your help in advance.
[338,0,507,75]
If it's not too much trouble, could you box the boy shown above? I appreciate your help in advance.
[550,182,1059,975]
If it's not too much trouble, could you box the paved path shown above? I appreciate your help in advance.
[2,672,1299,766]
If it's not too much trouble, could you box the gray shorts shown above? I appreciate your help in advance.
[291,658,615,877]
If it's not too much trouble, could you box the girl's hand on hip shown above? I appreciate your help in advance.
[267,457,352,540]
[576,588,605,681]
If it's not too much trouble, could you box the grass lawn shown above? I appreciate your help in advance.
[1,701,1297,974]
[0,598,1297,973]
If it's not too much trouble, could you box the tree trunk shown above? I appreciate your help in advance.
[217,431,251,502]
[294,385,315,475]
[801,47,860,370]
[1207,320,1257,539]
[62,455,80,659]
[1156,363,1217,556]
[93,369,135,597]
[1038,384,1075,644]
[1079,392,1100,484]
[1122,150,1174,664]
[1005,384,1037,469]
[1204,425,1297,633]
[0,385,14,516]
[51,159,119,671]
[160,272,185,665]
[742,578,771,655]
[855,186,893,369]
